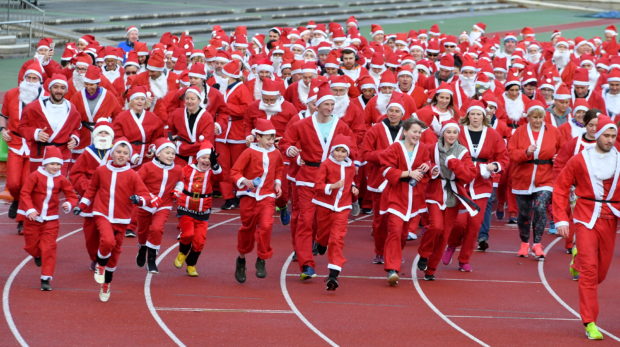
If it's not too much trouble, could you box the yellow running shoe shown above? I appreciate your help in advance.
[585,322,604,340]
[186,266,199,277]
[174,253,187,269]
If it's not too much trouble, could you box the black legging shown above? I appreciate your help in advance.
[515,191,552,244]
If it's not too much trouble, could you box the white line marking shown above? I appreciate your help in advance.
[446,315,580,321]
[412,255,490,347]
[144,216,240,347]
[155,307,293,314]
[0,211,8,216]
[284,274,541,284]
[278,214,370,347]
[3,228,83,347]
[538,238,620,342]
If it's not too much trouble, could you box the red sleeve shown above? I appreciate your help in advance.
[491,130,509,172]
[361,127,381,164]
[381,144,404,184]
[60,176,79,208]
[80,167,101,208]
[552,157,578,225]
[507,129,531,163]
[19,172,38,213]
[68,154,92,196]
[230,148,251,189]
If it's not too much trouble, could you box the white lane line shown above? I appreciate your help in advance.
[278,214,371,347]
[0,211,8,216]
[284,274,541,284]
[538,238,620,342]
[155,307,293,314]
[412,255,490,347]
[446,315,580,321]
[144,216,240,347]
[3,227,83,347]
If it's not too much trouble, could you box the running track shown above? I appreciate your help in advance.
[1,200,618,346]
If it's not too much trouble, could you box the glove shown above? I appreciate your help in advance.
[129,195,143,206]
[149,194,162,208]
[209,150,220,170]
[72,206,82,215]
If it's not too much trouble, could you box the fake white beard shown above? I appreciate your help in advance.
[258,97,283,115]
[332,95,350,118]
[526,52,541,64]
[460,76,476,97]
[149,73,168,98]
[102,66,120,82]
[253,78,264,100]
[298,81,310,104]
[553,50,570,70]
[294,54,304,60]
[469,30,481,43]
[93,134,113,150]
[588,69,600,86]
[270,56,282,72]
[369,70,382,85]
[19,80,41,104]
[376,92,391,114]
[73,70,85,91]
[311,37,325,47]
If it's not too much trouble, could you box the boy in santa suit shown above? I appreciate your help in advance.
[172,141,222,277]
[230,119,284,283]
[69,119,114,270]
[73,138,158,302]
[554,115,619,340]
[135,138,183,273]
[19,147,78,291]
[312,134,358,290]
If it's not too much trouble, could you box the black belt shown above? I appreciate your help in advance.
[81,121,95,131]
[507,123,519,129]
[579,196,620,204]
[526,159,553,165]
[472,157,489,163]
[130,140,146,145]
[304,161,321,167]
[36,141,67,156]
[183,189,211,199]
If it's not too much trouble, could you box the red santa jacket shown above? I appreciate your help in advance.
[19,98,82,163]
[244,98,297,138]
[400,84,428,109]
[79,161,152,224]
[216,81,253,144]
[65,75,118,103]
[69,145,110,196]
[508,123,561,194]
[413,104,460,134]
[280,114,355,187]
[17,58,63,83]
[168,107,215,164]
[379,141,432,221]
[245,77,287,101]
[176,163,222,217]
[364,91,417,128]
[312,156,356,212]
[553,134,596,177]
[452,79,477,110]
[112,109,164,167]
[334,99,366,146]
[1,87,34,155]
[231,143,284,201]
[361,119,403,193]
[284,81,311,112]
[556,118,585,146]
[553,147,620,229]
[69,87,121,151]
[164,85,228,134]
[18,166,78,221]
[137,159,183,213]
[499,92,530,131]
[129,70,179,123]
[459,126,509,199]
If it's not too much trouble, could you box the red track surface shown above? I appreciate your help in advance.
[1,199,618,346]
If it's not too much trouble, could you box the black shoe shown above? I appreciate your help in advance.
[312,241,319,256]
[125,229,136,238]
[326,277,339,291]
[507,217,518,225]
[146,247,158,273]
[316,243,327,256]
[221,199,238,210]
[8,200,18,219]
[280,207,290,225]
[477,240,489,252]
[33,257,42,267]
[255,257,266,278]
[361,208,373,215]
[496,210,504,220]
[235,257,246,283]
[417,257,428,271]
[40,279,52,291]
[17,221,23,235]
[424,274,435,281]
[136,245,147,267]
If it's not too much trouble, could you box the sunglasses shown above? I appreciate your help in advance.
[125,71,137,75]
[427,52,438,57]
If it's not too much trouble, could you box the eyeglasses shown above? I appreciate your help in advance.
[125,71,137,75]
[427,52,438,57]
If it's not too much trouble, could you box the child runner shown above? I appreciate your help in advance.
[19,147,78,291]
[230,119,283,283]
[312,134,358,290]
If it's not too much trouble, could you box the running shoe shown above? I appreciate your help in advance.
[517,242,530,257]
[585,322,604,340]
[300,265,317,280]
[351,201,360,216]
[532,243,545,260]
[441,246,456,265]
[458,263,472,272]
[387,270,399,286]
[40,279,52,291]
[186,266,199,277]
[255,257,266,279]
[94,265,105,284]
[174,253,187,269]
[477,240,489,251]
[99,283,111,302]
[372,255,384,264]
[417,257,428,271]
[325,276,339,291]
[407,232,418,241]
[125,229,136,238]
[280,207,291,225]
[424,274,435,281]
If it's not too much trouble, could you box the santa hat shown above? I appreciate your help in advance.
[306,76,329,103]
[48,73,68,90]
[315,82,335,106]
[316,41,333,55]
[111,137,133,157]
[555,37,569,48]
[378,70,397,88]
[435,81,453,95]
[505,69,521,88]
[440,119,460,135]
[188,62,206,80]
[37,37,53,51]
[573,98,590,114]
[504,32,518,42]
[386,93,405,114]
[41,146,63,166]
[357,75,376,91]
[124,51,140,68]
[521,27,535,38]
[330,134,352,154]
[384,53,400,69]
[526,100,545,115]
[126,26,139,36]
[605,25,618,37]
[126,85,148,101]
[329,75,350,89]
[580,54,596,67]
[521,65,537,85]
[74,53,91,67]
[291,60,305,75]
[256,59,274,74]
[595,114,617,139]
[460,55,476,72]
[212,50,231,64]
[553,84,571,100]
[251,118,276,136]
[93,118,114,139]
[146,51,165,72]
[151,137,176,156]
[185,86,204,101]
[261,78,280,96]
[83,65,101,84]
[369,53,384,69]
[607,69,620,83]
[438,54,455,71]
[324,55,340,69]
[429,24,441,36]
[466,100,486,115]
[481,90,498,108]
[189,49,205,60]
[370,24,384,38]
[426,40,440,54]
[397,66,415,78]
[221,61,242,79]
[301,61,318,74]
[572,68,590,87]
[23,61,43,81]
[492,56,507,73]
[443,35,457,47]
[78,35,95,46]
[475,73,491,88]
[196,140,214,159]
[473,22,486,33]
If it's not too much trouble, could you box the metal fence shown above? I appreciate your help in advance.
[0,19,32,55]
[2,0,45,37]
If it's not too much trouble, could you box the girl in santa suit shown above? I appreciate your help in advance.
[442,101,509,271]
[214,61,253,210]
[167,87,216,165]
[417,120,477,281]
[312,134,358,290]
[69,120,114,270]
[557,98,589,145]
[19,147,78,291]
[413,82,461,136]
[112,86,164,169]
[499,71,529,132]
[379,118,433,286]
[134,138,183,273]
[553,110,598,254]
[172,141,222,277]
[508,100,562,259]
[230,119,284,283]
[74,138,159,302]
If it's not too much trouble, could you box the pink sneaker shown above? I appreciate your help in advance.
[532,243,545,259]
[458,263,472,272]
[442,246,456,265]
[517,242,530,257]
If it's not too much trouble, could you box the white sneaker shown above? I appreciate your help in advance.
[99,283,111,302]
[351,201,360,216]
[94,265,105,284]
[407,232,418,241]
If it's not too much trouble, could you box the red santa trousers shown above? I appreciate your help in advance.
[294,185,317,270]
[371,192,387,256]
[237,196,275,259]
[315,206,350,271]
[447,198,488,264]
[94,216,126,269]
[384,213,421,273]
[289,183,299,249]
[136,208,170,250]
[418,204,460,275]
[216,142,246,200]
[497,166,518,216]
[574,217,617,324]
[275,165,290,209]
[7,151,30,201]
[23,219,59,279]
[83,217,99,262]
[178,215,208,252]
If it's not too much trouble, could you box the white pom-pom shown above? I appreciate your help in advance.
[313,87,319,93]
[199,135,204,141]
[146,91,152,98]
